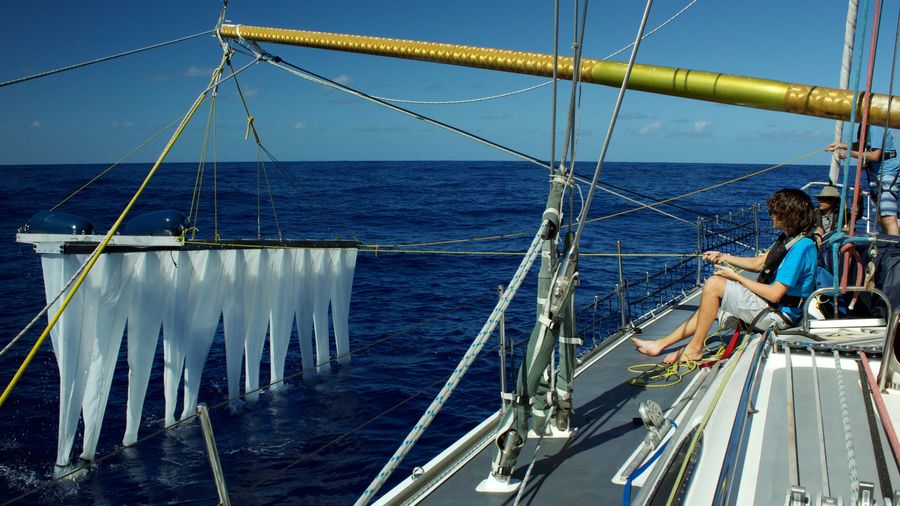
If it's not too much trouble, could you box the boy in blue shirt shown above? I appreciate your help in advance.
[633,189,817,364]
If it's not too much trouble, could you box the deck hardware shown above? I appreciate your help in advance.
[857,481,875,506]
[877,308,900,392]
[639,400,664,432]
[809,347,831,497]
[411,467,425,480]
[819,496,839,505]
[747,400,758,415]
[785,347,800,487]
[197,403,230,506]
[786,485,807,506]
[498,284,508,409]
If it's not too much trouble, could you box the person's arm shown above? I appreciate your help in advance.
[714,265,789,303]
[703,250,767,272]
[826,142,885,163]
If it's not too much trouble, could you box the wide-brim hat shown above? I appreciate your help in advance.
[816,185,841,199]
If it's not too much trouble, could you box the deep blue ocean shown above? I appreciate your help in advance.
[0,160,826,504]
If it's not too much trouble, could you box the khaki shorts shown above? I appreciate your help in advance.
[718,280,790,330]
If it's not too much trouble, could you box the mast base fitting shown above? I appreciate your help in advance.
[527,423,574,439]
[476,473,521,493]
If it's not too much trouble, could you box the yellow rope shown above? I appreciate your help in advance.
[664,332,753,505]
[0,58,228,409]
[188,95,216,238]
[581,149,822,227]
[48,114,188,212]
[358,247,701,257]
[628,360,698,388]
[627,328,730,388]
[365,150,820,250]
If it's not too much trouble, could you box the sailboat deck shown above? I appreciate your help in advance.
[381,290,900,505]
[402,294,705,505]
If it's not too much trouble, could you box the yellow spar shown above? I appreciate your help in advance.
[220,23,900,128]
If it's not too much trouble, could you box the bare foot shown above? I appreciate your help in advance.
[662,348,703,365]
[632,337,666,357]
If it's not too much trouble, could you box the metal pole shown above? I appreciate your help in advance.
[753,203,760,253]
[498,284,508,409]
[617,241,627,328]
[696,217,704,286]
[197,403,231,506]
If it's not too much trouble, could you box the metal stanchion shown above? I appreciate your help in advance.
[197,403,231,506]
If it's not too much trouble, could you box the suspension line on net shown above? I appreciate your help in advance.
[0,56,251,409]
[0,30,214,88]
[49,113,191,211]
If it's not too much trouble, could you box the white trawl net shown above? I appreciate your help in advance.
[38,246,357,467]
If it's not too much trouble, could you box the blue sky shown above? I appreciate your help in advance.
[1,0,898,165]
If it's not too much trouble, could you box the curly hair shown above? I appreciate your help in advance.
[766,188,816,236]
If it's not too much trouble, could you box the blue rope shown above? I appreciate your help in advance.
[622,419,678,505]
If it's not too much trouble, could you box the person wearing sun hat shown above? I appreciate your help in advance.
[814,184,842,237]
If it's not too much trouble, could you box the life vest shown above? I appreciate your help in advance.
[757,233,805,285]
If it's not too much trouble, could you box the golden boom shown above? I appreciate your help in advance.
[220,24,899,128]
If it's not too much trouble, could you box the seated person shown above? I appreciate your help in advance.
[632,189,818,364]
[814,185,842,238]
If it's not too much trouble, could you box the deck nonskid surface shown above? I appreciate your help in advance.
[420,295,705,505]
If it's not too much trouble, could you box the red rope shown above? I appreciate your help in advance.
[843,0,884,292]
[858,351,900,469]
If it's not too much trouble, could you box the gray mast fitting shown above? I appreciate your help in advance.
[480,179,579,490]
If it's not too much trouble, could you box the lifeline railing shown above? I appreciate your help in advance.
[575,204,762,351]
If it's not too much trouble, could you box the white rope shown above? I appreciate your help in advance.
[369,0,699,105]
[355,222,548,505]
[0,259,88,359]
[0,30,214,88]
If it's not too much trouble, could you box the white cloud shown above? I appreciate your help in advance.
[334,74,353,85]
[692,121,712,135]
[111,121,134,129]
[243,87,260,98]
[637,121,663,135]
[29,120,41,128]
[293,122,307,130]
[184,66,213,78]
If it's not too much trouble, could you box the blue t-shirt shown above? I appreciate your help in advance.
[866,126,900,177]
[773,237,818,319]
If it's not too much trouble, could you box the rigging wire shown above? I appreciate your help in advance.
[367,0,699,105]
[1,104,219,360]
[238,40,745,235]
[48,114,190,211]
[0,57,258,408]
[572,0,654,249]
[2,291,497,505]
[0,30,214,88]
[357,148,818,252]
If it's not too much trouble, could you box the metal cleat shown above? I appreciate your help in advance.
[785,486,806,506]
[856,482,874,506]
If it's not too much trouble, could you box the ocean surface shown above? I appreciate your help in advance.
[0,160,827,504]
